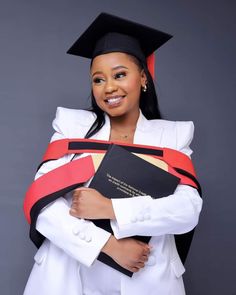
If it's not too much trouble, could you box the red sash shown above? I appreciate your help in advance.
[41,138,200,188]
[23,138,201,263]
[42,138,197,178]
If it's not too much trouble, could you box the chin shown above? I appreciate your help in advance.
[105,107,128,117]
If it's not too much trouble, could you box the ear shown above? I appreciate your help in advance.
[140,69,147,87]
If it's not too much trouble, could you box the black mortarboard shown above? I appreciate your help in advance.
[67,13,172,78]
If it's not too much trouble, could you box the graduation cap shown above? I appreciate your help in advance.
[67,13,172,78]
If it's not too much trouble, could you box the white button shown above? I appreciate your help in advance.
[146,255,156,266]
[72,227,80,235]
[34,252,45,265]
[79,232,86,240]
[85,236,92,243]
[144,213,150,220]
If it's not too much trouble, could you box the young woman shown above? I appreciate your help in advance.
[23,13,202,295]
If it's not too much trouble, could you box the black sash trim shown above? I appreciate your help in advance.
[68,141,164,157]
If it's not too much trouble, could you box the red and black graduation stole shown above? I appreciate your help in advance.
[23,138,202,264]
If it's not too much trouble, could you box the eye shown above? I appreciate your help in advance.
[92,77,105,84]
[114,71,127,79]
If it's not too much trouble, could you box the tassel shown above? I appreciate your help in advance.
[147,53,155,80]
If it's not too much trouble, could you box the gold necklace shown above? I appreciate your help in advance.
[110,128,135,141]
[119,134,129,139]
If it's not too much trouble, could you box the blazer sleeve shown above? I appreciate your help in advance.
[35,107,111,267]
[110,121,203,239]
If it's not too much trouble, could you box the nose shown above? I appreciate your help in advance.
[105,78,118,93]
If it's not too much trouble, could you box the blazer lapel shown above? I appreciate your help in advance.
[134,111,164,147]
[89,110,164,148]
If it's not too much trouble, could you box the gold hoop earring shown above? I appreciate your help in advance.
[142,84,147,92]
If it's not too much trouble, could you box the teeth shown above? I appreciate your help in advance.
[106,96,123,104]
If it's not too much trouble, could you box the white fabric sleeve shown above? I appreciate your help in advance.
[110,121,203,239]
[35,108,111,267]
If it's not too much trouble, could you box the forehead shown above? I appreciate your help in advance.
[91,52,139,71]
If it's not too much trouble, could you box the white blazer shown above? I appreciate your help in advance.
[24,107,202,295]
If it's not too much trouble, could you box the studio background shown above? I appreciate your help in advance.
[0,0,235,294]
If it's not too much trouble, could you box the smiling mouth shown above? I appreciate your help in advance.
[105,96,126,106]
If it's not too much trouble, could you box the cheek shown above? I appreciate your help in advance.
[92,86,102,101]
[92,86,105,108]
[125,78,142,95]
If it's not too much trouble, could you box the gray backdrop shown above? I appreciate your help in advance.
[1,0,235,294]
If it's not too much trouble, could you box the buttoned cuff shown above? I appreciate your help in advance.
[110,196,152,238]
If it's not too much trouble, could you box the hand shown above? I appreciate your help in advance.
[102,235,151,273]
[69,187,115,220]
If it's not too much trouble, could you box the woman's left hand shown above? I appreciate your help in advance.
[69,187,116,220]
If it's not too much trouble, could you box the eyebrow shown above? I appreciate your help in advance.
[92,65,128,77]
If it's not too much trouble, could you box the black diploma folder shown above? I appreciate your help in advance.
[89,144,180,276]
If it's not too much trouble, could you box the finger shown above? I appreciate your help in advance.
[70,202,77,209]
[140,255,148,262]
[136,262,145,269]
[70,202,80,213]
[74,187,93,192]
[137,241,148,247]
[130,266,139,273]
[148,244,153,251]
[72,193,80,202]
[137,242,151,253]
[143,249,150,257]
[71,197,79,205]
[70,203,78,211]
[72,191,82,202]
[144,246,151,255]
[69,208,77,216]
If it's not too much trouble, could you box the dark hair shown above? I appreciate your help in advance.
[85,54,162,139]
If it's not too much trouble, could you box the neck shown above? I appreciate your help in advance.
[109,109,140,131]
[108,110,140,143]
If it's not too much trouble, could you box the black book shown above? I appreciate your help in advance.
[89,144,180,276]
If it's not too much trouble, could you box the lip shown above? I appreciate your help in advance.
[104,95,126,107]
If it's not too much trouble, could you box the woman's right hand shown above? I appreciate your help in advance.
[102,235,151,273]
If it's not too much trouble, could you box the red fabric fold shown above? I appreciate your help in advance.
[23,156,95,223]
